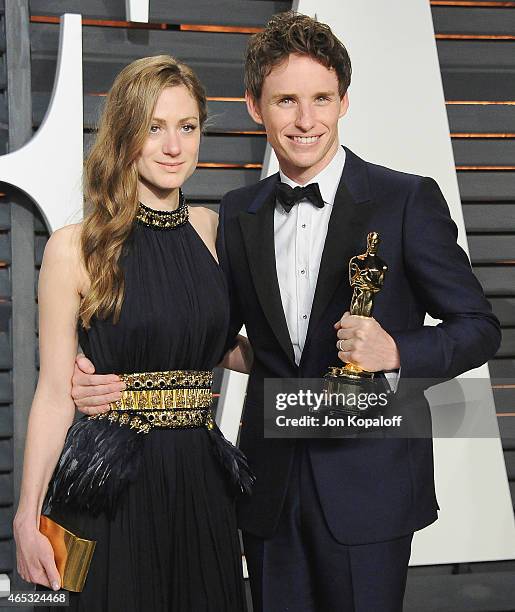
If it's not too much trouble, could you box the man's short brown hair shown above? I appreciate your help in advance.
[245,11,352,101]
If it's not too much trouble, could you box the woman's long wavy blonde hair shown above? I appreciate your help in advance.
[79,55,207,328]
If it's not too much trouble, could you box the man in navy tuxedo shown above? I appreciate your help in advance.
[72,11,500,611]
[216,11,500,612]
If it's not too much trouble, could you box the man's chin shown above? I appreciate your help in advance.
[281,152,323,171]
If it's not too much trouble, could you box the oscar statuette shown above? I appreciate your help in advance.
[323,232,389,416]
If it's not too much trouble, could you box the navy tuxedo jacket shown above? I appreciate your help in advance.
[216,147,501,545]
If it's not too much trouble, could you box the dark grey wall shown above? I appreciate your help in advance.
[434,2,515,479]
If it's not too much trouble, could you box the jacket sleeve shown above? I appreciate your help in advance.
[389,176,501,380]
[216,195,245,354]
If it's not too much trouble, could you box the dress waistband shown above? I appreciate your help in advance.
[49,371,254,519]
[89,369,214,434]
[118,369,213,391]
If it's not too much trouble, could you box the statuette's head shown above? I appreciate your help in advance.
[367,232,380,254]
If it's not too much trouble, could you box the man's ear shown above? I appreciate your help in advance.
[339,92,349,119]
[245,91,264,125]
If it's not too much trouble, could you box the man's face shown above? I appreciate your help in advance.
[246,54,348,184]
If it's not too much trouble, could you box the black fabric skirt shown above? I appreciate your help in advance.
[38,427,246,612]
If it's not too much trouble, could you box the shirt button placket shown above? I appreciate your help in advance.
[298,204,308,281]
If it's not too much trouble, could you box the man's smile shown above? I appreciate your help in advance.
[288,135,323,145]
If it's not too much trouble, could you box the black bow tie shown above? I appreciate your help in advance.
[276,182,325,213]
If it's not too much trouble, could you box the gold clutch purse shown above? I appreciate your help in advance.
[39,515,96,592]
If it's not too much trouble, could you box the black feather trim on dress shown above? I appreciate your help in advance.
[43,416,144,519]
[206,417,255,496]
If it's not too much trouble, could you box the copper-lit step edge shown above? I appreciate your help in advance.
[216,131,266,135]
[456,165,515,170]
[431,1,515,7]
[447,101,515,105]
[452,133,515,138]
[29,16,262,34]
[435,34,515,41]
[31,15,170,29]
[89,94,247,102]
[437,33,515,39]
[180,25,262,34]
[197,163,262,169]
[481,260,515,264]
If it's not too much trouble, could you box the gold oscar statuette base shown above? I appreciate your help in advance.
[326,363,375,382]
[323,364,384,416]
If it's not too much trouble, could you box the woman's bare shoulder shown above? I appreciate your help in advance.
[44,223,82,258]
[188,206,218,237]
[189,205,218,224]
[43,223,88,293]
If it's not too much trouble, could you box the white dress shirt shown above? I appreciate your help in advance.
[273,146,399,389]
[274,146,346,365]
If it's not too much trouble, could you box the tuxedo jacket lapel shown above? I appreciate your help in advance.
[239,174,296,366]
[304,148,373,352]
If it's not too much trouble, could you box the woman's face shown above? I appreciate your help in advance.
[136,85,201,196]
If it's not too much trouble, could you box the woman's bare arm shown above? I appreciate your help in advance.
[13,224,85,589]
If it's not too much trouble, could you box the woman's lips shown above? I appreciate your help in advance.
[156,161,184,169]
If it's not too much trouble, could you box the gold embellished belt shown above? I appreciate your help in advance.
[89,369,214,434]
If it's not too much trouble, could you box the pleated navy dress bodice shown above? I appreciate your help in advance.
[78,204,229,375]
[42,200,247,612]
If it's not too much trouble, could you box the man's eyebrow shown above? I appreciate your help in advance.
[269,91,337,102]
[270,93,298,102]
[314,90,337,98]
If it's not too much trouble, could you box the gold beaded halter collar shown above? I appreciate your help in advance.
[136,190,189,230]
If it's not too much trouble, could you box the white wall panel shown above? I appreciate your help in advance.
[0,13,83,232]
